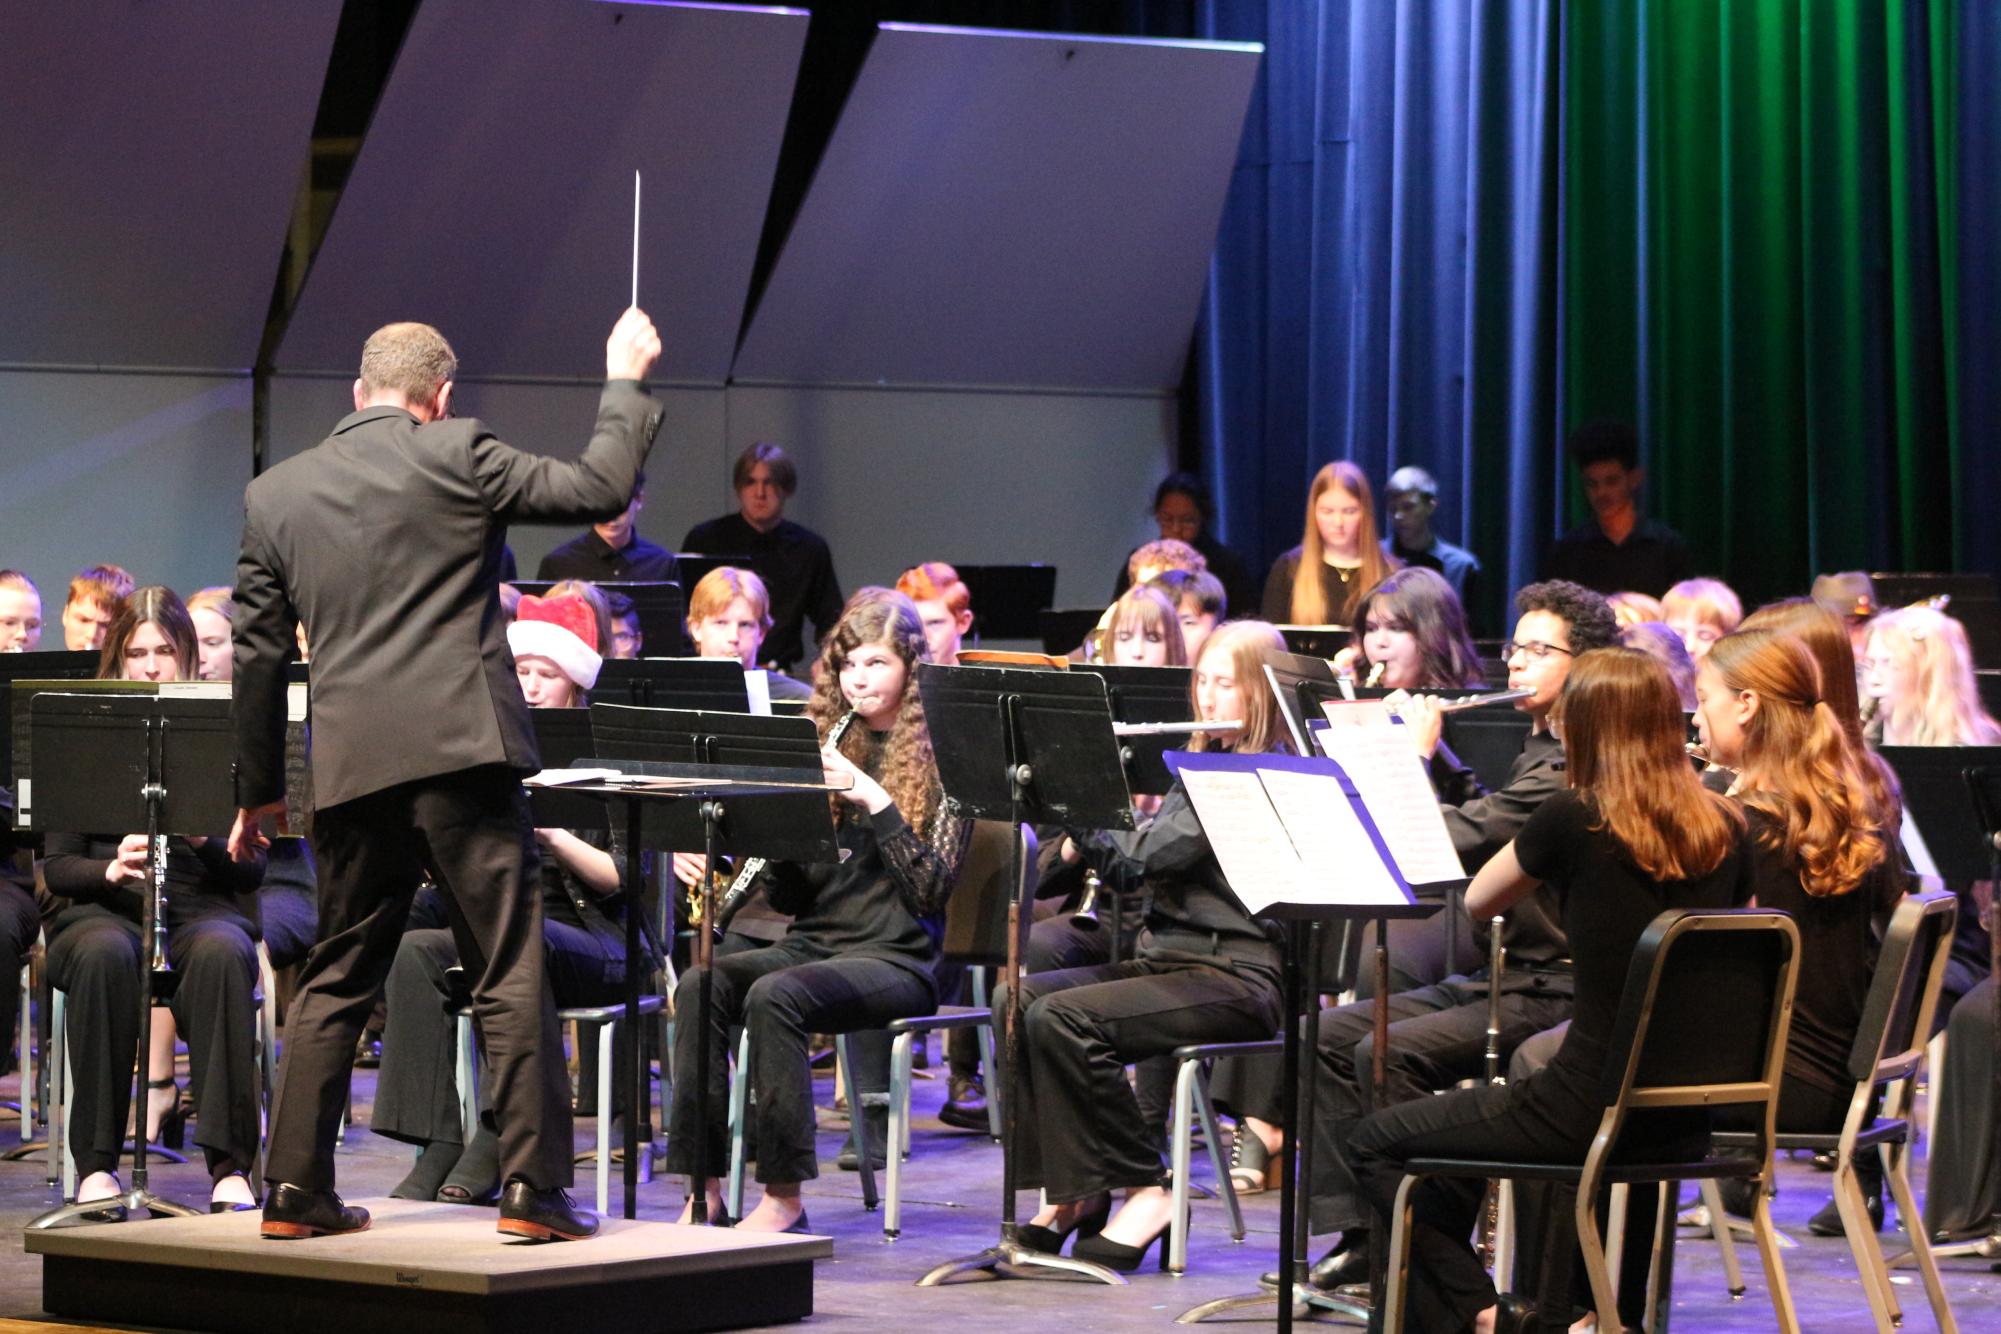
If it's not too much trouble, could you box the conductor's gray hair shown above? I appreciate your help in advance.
[359,322,458,406]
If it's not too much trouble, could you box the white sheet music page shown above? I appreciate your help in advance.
[1311,720,1466,886]
[1258,767,1409,906]
[1173,767,1306,914]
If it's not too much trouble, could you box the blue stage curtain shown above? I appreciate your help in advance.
[1196,0,1996,611]
[1194,0,1560,634]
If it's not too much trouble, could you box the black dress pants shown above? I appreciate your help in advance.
[1209,913,1459,1125]
[1925,976,1998,1236]
[946,906,1111,1080]
[0,878,36,1074]
[372,919,626,1148]
[1307,975,1573,1235]
[47,901,261,1184]
[267,765,571,1192]
[1345,1074,1689,1334]
[1001,953,1282,1205]
[665,938,936,1185]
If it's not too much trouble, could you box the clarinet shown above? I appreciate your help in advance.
[1475,915,1507,1267]
[712,707,858,935]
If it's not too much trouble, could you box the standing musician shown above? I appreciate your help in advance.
[668,591,969,1231]
[44,587,267,1215]
[1004,621,1291,1270]
[1262,461,1398,629]
[229,308,663,1243]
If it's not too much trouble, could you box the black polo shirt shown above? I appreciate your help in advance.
[680,513,842,670]
[1540,516,1693,598]
[535,529,680,584]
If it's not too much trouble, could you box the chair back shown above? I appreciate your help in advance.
[1846,888,1956,1090]
[940,819,1035,964]
[1597,909,1801,1161]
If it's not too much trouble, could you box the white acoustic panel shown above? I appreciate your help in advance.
[0,2,340,369]
[734,24,1262,391]
[278,0,807,383]
[0,371,254,597]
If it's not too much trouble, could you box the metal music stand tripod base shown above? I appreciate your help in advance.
[914,665,1138,1289]
[23,695,234,1227]
[1177,908,1435,1332]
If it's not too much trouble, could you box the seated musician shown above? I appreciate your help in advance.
[895,561,973,667]
[1261,462,1397,628]
[604,591,642,659]
[1105,584,1188,669]
[1147,567,1226,662]
[1003,621,1290,1268]
[683,565,812,702]
[1218,565,1485,1192]
[534,471,679,584]
[671,566,814,960]
[60,563,134,653]
[41,587,267,1214]
[1110,471,1258,618]
[1330,566,1484,689]
[669,591,969,1231]
[371,591,632,1202]
[0,569,44,651]
[680,443,843,673]
[1272,580,1619,1293]
[1661,576,1743,660]
[1345,648,1753,1334]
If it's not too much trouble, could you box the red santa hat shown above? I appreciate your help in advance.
[507,592,602,690]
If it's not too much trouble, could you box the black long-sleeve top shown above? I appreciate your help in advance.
[1081,780,1281,984]
[1430,726,1570,972]
[43,831,264,936]
[762,741,969,985]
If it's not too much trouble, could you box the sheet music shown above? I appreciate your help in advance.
[743,669,772,716]
[1258,767,1410,906]
[1320,698,1391,727]
[1174,767,1310,915]
[1311,721,1466,886]
[527,768,624,787]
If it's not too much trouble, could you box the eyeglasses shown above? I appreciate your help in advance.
[1502,640,1573,662]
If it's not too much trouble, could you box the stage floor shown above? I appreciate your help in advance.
[4,1055,1998,1331]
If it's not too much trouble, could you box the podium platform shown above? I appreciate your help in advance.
[25,1199,827,1333]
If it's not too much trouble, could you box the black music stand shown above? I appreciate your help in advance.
[557,703,844,1221]
[593,656,750,714]
[1074,663,1193,798]
[1278,625,1351,660]
[952,564,1058,643]
[912,664,1136,1287]
[2,653,103,792]
[1039,607,1104,657]
[1162,751,1442,1333]
[23,692,237,1228]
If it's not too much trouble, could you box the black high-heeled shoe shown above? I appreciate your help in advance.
[1017,1196,1110,1254]
[146,1077,187,1151]
[1071,1219,1176,1272]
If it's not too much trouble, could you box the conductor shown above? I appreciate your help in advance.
[229,309,664,1242]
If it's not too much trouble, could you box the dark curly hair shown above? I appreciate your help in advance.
[805,590,941,837]
[1514,580,1619,655]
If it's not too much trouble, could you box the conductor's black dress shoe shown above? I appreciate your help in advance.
[497,1180,599,1242]
[261,1183,371,1239]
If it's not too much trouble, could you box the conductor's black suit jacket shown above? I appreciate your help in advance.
[233,382,662,812]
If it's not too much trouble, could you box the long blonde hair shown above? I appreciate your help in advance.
[805,591,941,836]
[1189,620,1290,756]
[1868,607,2001,746]
[1292,462,1395,626]
[1709,629,1895,897]
[1557,649,1742,881]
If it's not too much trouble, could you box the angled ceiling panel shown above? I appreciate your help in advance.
[278,0,806,383]
[734,25,1263,391]
[0,2,341,369]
